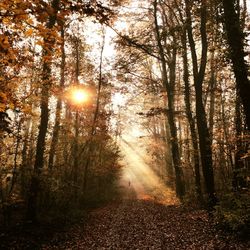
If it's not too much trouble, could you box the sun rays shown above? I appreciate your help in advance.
[119,135,179,205]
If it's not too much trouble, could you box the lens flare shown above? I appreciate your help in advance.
[71,89,88,104]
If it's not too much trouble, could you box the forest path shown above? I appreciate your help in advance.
[42,200,248,249]
[41,137,248,250]
[118,136,178,205]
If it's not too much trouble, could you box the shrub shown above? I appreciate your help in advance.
[214,192,250,238]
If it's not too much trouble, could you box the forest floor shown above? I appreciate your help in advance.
[1,137,249,249]
[41,198,249,250]
[1,192,249,250]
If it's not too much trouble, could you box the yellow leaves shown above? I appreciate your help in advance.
[25,28,34,37]
[2,17,11,25]
[53,48,61,58]
[8,103,15,110]
[26,17,34,26]
[14,0,26,4]
[21,104,33,115]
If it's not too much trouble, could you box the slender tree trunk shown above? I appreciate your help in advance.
[208,51,216,138]
[185,0,216,207]
[48,25,65,169]
[181,29,202,201]
[9,113,22,195]
[26,0,60,222]
[21,114,32,195]
[153,0,185,199]
[222,0,250,130]
[83,28,106,194]
[233,94,246,189]
[72,35,80,188]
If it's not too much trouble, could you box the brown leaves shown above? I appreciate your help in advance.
[42,201,249,249]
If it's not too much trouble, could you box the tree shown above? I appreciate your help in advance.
[153,0,185,198]
[222,0,250,130]
[181,26,202,201]
[48,23,66,170]
[26,0,60,222]
[184,0,216,206]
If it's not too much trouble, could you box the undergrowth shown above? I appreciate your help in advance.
[214,191,250,239]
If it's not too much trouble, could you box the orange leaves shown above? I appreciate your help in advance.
[0,35,10,50]
[21,104,33,115]
[0,92,8,103]
[2,17,12,25]
[0,103,6,112]
[35,39,43,47]
[57,10,70,23]
[0,93,7,112]
[43,55,53,62]
[24,29,34,37]
[0,92,15,112]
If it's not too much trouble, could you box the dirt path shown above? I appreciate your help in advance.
[42,200,248,249]
[40,137,249,250]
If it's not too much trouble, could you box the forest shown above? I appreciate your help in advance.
[0,0,249,249]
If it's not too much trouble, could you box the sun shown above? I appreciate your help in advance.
[71,88,88,104]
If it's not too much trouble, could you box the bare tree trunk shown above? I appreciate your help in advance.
[83,28,106,195]
[153,0,185,199]
[181,28,202,201]
[222,0,250,130]
[72,35,80,189]
[21,114,32,194]
[185,0,216,207]
[48,25,65,170]
[208,52,216,138]
[9,112,22,195]
[233,94,246,189]
[26,0,60,222]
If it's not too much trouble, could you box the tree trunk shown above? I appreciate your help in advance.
[48,25,65,169]
[222,0,250,130]
[83,28,105,195]
[233,95,246,189]
[153,0,185,199]
[181,29,202,201]
[185,0,216,207]
[26,0,60,222]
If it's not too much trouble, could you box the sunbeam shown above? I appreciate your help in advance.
[118,135,179,205]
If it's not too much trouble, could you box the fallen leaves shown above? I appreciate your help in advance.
[42,201,249,250]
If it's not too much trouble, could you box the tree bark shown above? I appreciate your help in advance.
[222,0,250,130]
[48,25,65,170]
[181,29,202,201]
[185,0,216,207]
[153,0,185,199]
[26,0,60,222]
[83,28,105,195]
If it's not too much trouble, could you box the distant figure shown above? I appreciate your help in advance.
[128,180,131,187]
